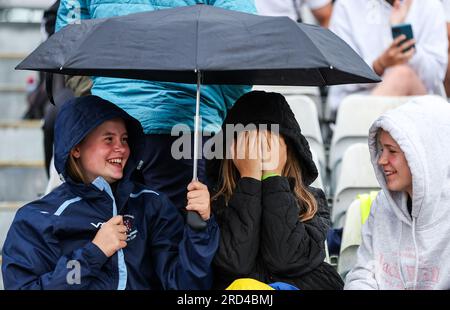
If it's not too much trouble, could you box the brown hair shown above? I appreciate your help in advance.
[66,152,88,184]
[212,137,318,222]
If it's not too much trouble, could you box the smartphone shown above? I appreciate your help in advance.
[391,23,415,53]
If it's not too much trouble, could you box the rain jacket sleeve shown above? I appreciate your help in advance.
[212,177,262,276]
[55,0,90,32]
[344,196,380,290]
[2,208,109,290]
[218,85,252,111]
[147,193,219,290]
[260,176,330,276]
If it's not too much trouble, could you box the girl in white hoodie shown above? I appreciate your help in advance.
[345,95,450,290]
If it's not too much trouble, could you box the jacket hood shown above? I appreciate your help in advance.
[54,95,145,181]
[207,90,318,187]
[368,95,450,228]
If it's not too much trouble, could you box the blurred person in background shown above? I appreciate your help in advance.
[23,1,62,121]
[327,0,447,117]
[255,0,333,26]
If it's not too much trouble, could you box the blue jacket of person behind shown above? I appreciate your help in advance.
[1,95,219,290]
[55,0,256,134]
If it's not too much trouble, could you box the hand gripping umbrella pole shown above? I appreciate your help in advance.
[186,70,208,231]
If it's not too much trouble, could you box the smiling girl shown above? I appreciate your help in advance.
[1,95,219,290]
[345,96,450,290]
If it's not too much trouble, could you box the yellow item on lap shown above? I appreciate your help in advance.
[226,278,275,290]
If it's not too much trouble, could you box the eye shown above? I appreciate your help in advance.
[105,136,113,143]
[122,136,129,144]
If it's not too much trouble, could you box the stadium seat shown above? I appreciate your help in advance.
[285,95,326,181]
[0,87,27,120]
[332,143,379,228]
[0,120,44,162]
[329,95,414,193]
[0,22,42,55]
[0,54,36,85]
[337,199,362,279]
[0,19,42,122]
[310,148,324,191]
[0,202,23,290]
[0,255,3,290]
[0,202,21,253]
[0,164,47,201]
[252,85,323,118]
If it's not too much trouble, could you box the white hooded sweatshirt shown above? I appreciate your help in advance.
[345,96,450,290]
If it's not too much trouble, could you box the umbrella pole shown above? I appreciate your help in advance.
[186,70,207,231]
[193,70,201,181]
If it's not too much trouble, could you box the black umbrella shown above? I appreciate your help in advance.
[18,4,379,84]
[17,3,380,164]
[16,4,380,228]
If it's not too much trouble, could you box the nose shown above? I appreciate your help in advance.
[378,150,388,166]
[114,141,126,153]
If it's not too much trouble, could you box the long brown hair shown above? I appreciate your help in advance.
[212,136,318,222]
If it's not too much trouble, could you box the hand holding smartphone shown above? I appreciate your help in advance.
[391,23,415,53]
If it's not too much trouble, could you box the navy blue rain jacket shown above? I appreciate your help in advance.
[1,95,219,290]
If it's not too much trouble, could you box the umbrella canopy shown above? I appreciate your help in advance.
[16,4,380,86]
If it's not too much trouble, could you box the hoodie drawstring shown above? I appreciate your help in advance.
[398,224,408,289]
[411,217,419,290]
[398,219,420,290]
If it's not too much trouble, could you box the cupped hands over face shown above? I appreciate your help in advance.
[231,130,287,180]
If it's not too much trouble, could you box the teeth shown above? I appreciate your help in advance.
[108,158,122,164]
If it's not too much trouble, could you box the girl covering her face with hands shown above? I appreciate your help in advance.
[206,91,343,290]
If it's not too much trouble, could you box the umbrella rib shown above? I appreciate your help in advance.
[62,20,107,72]
[195,5,202,72]
[298,26,331,84]
[317,68,328,85]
